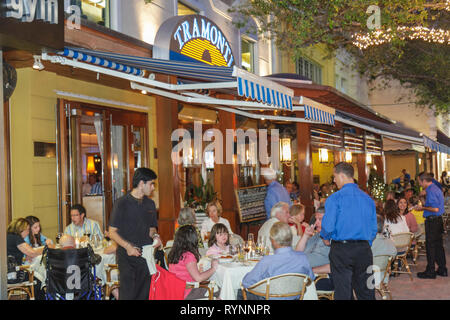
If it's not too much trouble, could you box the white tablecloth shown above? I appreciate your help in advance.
[201,258,318,300]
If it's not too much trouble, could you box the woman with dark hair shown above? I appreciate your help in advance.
[397,198,418,234]
[168,225,218,299]
[383,199,409,237]
[206,223,230,256]
[24,216,53,248]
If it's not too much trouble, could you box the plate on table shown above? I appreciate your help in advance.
[218,255,234,263]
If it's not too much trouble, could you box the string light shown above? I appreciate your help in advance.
[352,26,450,49]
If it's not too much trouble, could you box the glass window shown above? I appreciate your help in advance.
[297,57,322,84]
[178,2,198,16]
[68,0,110,27]
[241,38,255,73]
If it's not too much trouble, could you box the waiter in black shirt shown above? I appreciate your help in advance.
[109,168,161,300]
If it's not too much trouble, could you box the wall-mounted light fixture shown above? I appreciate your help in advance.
[366,154,372,165]
[345,151,352,163]
[319,148,329,163]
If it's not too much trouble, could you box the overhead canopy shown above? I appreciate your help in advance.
[383,137,425,153]
[50,47,294,111]
[423,134,450,155]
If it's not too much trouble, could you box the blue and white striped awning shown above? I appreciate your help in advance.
[298,96,336,126]
[234,68,293,110]
[57,47,294,111]
[423,135,450,154]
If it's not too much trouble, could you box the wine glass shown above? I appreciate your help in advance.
[243,241,251,261]
[55,233,62,245]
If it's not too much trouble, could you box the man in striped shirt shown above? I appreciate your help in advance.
[64,204,103,241]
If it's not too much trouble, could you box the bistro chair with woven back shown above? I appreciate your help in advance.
[372,255,394,300]
[391,232,414,280]
[43,245,102,300]
[241,273,312,300]
[7,256,36,300]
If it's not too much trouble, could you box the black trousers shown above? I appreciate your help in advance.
[117,248,151,300]
[329,241,375,300]
[425,216,447,272]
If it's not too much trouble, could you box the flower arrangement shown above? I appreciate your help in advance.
[184,175,218,213]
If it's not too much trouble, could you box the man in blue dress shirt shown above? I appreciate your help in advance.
[416,172,447,279]
[262,168,292,220]
[320,162,377,300]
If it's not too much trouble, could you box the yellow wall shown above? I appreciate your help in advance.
[10,68,156,240]
[385,153,417,184]
[280,44,335,87]
[312,151,335,185]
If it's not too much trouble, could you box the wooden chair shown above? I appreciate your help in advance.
[186,280,216,300]
[241,273,312,300]
[391,232,414,281]
[104,264,119,300]
[372,255,394,300]
[7,265,35,300]
[411,225,426,264]
[163,240,174,268]
[314,273,334,300]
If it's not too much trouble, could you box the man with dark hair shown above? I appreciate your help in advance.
[320,162,377,300]
[109,168,160,299]
[64,204,103,240]
[416,172,447,279]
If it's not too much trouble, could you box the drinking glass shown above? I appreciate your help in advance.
[243,241,251,261]
[55,233,62,244]
[247,233,254,246]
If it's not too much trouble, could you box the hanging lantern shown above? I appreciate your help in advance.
[87,156,96,173]
[319,148,329,163]
[345,151,352,163]
[279,136,292,163]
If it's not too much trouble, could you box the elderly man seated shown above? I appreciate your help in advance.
[295,207,330,269]
[258,202,299,253]
[237,222,315,300]
[59,234,76,249]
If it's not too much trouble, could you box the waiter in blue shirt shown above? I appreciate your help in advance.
[262,167,292,220]
[320,162,377,300]
[416,172,447,279]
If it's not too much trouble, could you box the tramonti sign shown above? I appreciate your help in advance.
[154,15,235,67]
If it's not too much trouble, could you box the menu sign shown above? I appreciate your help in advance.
[235,185,267,223]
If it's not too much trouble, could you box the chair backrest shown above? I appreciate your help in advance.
[44,246,96,299]
[392,232,413,252]
[247,273,311,300]
[229,234,244,247]
[372,255,393,285]
[163,241,174,267]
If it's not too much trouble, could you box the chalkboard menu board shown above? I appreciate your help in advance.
[235,185,268,223]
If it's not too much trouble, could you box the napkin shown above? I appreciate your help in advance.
[142,238,161,275]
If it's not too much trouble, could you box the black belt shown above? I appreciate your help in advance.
[332,240,368,244]
[426,215,442,220]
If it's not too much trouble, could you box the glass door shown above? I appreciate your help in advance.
[58,100,149,231]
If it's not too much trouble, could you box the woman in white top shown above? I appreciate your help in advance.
[383,199,409,236]
[201,201,233,241]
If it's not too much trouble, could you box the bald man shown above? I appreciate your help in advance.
[59,234,75,249]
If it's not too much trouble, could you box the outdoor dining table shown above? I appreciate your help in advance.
[199,256,318,300]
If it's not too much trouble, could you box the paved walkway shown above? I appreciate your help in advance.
[385,232,450,300]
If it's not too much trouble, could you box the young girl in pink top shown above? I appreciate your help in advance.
[206,223,230,256]
[168,225,218,299]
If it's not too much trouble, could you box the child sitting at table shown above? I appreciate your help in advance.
[168,225,219,299]
[206,223,230,257]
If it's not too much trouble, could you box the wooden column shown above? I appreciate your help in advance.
[295,117,314,222]
[357,154,368,190]
[214,107,240,234]
[374,155,384,179]
[155,74,180,245]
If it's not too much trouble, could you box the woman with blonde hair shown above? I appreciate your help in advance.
[200,201,233,240]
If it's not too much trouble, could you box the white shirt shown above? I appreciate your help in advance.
[200,217,233,238]
[384,216,409,236]
[257,217,299,254]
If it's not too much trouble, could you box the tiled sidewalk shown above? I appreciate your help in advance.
[385,233,450,300]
